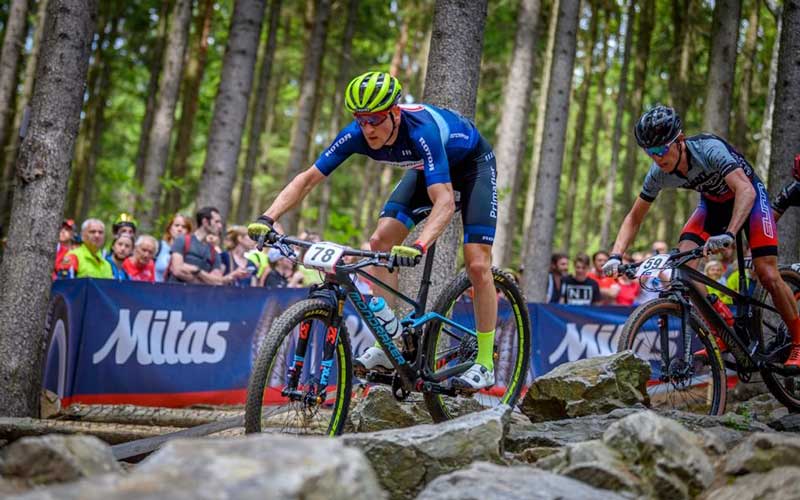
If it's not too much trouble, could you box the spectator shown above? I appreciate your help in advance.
[221,225,260,287]
[560,253,601,305]
[651,240,668,256]
[588,250,619,304]
[265,248,304,288]
[155,214,191,282]
[546,253,569,303]
[112,213,137,240]
[297,230,324,286]
[106,235,132,280]
[615,272,640,306]
[53,219,76,279]
[123,235,158,283]
[56,219,112,279]
[168,206,249,285]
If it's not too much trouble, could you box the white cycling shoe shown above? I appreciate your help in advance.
[353,346,394,374]
[452,363,495,391]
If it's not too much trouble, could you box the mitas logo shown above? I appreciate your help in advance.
[92,309,230,365]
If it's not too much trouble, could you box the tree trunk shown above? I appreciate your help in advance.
[578,18,611,252]
[0,0,48,229]
[522,0,580,301]
[702,0,742,136]
[521,0,559,263]
[732,3,759,152]
[599,0,634,250]
[755,7,781,180]
[78,15,120,222]
[278,0,330,234]
[619,0,654,210]
[316,0,357,230]
[768,0,800,263]
[561,5,599,254]
[138,0,194,230]
[164,0,214,216]
[235,0,283,224]
[0,0,95,418]
[491,0,542,269]
[133,0,171,194]
[399,0,488,308]
[0,0,29,169]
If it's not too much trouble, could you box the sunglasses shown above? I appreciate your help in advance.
[644,136,679,157]
[354,111,390,127]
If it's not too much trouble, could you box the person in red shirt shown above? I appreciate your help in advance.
[587,250,620,305]
[123,235,157,283]
[53,219,76,279]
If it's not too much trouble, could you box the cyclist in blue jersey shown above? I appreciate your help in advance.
[603,105,800,369]
[247,72,499,390]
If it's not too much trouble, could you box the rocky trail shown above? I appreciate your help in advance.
[2,351,800,499]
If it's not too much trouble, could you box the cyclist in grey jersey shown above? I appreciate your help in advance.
[603,105,800,369]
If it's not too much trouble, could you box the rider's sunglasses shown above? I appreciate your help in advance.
[354,111,390,127]
[644,136,679,157]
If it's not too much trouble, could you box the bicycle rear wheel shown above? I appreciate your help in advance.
[755,266,800,411]
[245,299,352,436]
[422,268,531,422]
[617,298,727,415]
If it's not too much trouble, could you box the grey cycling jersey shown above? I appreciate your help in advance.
[639,134,756,204]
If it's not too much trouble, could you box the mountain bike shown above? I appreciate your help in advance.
[616,233,800,416]
[244,229,531,436]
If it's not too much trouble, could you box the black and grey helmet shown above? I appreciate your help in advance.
[634,105,682,148]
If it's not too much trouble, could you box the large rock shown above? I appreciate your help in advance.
[342,405,508,499]
[519,351,650,422]
[768,412,800,432]
[5,434,385,500]
[0,435,121,486]
[536,439,642,495]
[505,408,641,451]
[602,411,714,499]
[706,466,800,500]
[346,386,432,432]
[724,432,800,475]
[416,461,626,500]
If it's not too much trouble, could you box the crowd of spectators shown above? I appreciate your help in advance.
[545,240,745,307]
[53,206,366,291]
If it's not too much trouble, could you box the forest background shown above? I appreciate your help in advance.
[0,0,797,291]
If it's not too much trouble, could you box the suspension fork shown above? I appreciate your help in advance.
[315,297,346,399]
[288,319,313,389]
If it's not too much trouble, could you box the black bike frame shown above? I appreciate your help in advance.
[665,231,780,370]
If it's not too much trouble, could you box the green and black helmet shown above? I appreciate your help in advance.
[344,72,402,113]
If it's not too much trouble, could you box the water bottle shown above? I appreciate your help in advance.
[368,297,401,340]
[708,294,734,327]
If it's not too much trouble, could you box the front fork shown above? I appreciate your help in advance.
[657,295,693,380]
[286,300,344,405]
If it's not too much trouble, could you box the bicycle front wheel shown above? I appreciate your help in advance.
[755,266,800,411]
[617,298,727,415]
[422,268,531,422]
[245,299,352,436]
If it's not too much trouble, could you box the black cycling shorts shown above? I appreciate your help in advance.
[379,136,497,245]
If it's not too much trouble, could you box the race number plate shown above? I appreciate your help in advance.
[635,254,670,279]
[792,263,800,273]
[303,242,345,273]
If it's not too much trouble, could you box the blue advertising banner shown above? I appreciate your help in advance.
[43,280,638,407]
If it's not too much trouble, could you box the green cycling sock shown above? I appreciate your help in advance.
[475,330,495,371]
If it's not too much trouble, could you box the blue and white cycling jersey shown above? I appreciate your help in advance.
[314,104,480,186]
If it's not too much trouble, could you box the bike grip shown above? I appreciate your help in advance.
[256,234,266,251]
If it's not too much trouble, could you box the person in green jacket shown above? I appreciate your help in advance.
[56,219,113,279]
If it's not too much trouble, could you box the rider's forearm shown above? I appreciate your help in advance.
[727,184,756,235]
[263,171,315,221]
[611,215,642,256]
[417,200,456,248]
